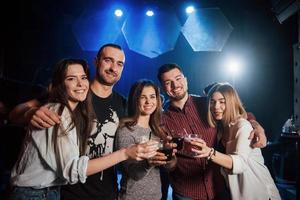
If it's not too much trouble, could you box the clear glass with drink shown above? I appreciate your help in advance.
[183,133,201,156]
[171,134,184,151]
[157,139,173,161]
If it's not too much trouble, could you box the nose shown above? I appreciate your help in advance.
[144,97,150,104]
[76,78,83,86]
[110,62,118,72]
[171,80,179,89]
[214,101,220,109]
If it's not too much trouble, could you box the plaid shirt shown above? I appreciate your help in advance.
[162,95,222,200]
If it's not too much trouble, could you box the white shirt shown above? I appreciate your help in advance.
[222,118,281,200]
[11,103,92,188]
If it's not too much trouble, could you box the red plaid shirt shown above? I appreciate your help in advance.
[162,95,223,200]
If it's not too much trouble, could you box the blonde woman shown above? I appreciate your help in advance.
[192,83,280,200]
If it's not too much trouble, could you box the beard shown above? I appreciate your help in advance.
[96,73,119,86]
[170,90,187,101]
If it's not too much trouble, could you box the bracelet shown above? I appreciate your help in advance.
[207,148,216,161]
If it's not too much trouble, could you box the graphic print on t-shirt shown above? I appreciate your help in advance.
[87,107,119,159]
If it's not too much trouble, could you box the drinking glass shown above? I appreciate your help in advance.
[183,134,202,156]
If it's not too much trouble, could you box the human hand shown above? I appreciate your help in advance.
[148,152,168,167]
[190,138,211,158]
[165,136,177,150]
[29,106,60,129]
[249,120,267,148]
[126,140,159,161]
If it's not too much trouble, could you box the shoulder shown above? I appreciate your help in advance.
[117,126,134,137]
[46,103,73,128]
[190,94,205,99]
[190,94,207,105]
[112,91,126,102]
[237,118,252,129]
[45,103,61,112]
[231,118,253,137]
[47,103,71,117]
[116,126,136,146]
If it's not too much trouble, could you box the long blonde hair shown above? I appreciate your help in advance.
[207,83,247,128]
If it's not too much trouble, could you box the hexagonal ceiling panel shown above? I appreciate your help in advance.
[122,9,181,58]
[182,8,233,51]
[72,9,125,51]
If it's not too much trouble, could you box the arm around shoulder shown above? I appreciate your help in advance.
[9,99,41,125]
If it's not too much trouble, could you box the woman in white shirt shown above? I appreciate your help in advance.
[10,59,157,200]
[191,83,281,200]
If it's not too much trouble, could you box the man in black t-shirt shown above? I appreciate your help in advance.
[9,44,128,200]
[61,91,127,200]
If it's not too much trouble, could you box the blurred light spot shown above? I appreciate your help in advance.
[186,6,195,14]
[114,9,123,17]
[227,57,242,75]
[146,10,154,16]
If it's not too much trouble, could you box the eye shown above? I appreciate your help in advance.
[164,81,171,86]
[117,62,124,67]
[150,95,157,99]
[66,77,75,81]
[210,100,216,105]
[104,58,112,63]
[176,77,182,81]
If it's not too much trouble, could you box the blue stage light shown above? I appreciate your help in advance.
[146,10,154,16]
[114,9,123,17]
[186,6,195,14]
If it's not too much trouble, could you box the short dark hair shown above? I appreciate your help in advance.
[157,63,183,83]
[96,43,123,59]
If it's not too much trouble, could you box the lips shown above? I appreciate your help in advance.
[172,87,183,94]
[74,89,86,93]
[105,70,118,77]
[213,112,223,118]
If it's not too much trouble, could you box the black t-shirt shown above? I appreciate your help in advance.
[61,91,126,200]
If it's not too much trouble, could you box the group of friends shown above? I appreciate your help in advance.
[7,43,281,200]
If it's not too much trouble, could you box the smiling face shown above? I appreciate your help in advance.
[65,64,89,110]
[95,46,125,86]
[160,68,188,101]
[210,91,226,121]
[138,86,158,116]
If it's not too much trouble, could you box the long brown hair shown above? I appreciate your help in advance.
[207,83,247,128]
[120,79,164,137]
[49,58,95,156]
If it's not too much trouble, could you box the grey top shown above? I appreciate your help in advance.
[116,125,162,200]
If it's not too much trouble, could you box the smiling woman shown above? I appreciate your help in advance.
[9,58,95,200]
[115,79,176,200]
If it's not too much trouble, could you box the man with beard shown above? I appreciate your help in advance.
[157,63,266,200]
[9,44,151,200]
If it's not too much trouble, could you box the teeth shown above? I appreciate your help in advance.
[173,88,182,93]
[74,90,85,93]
